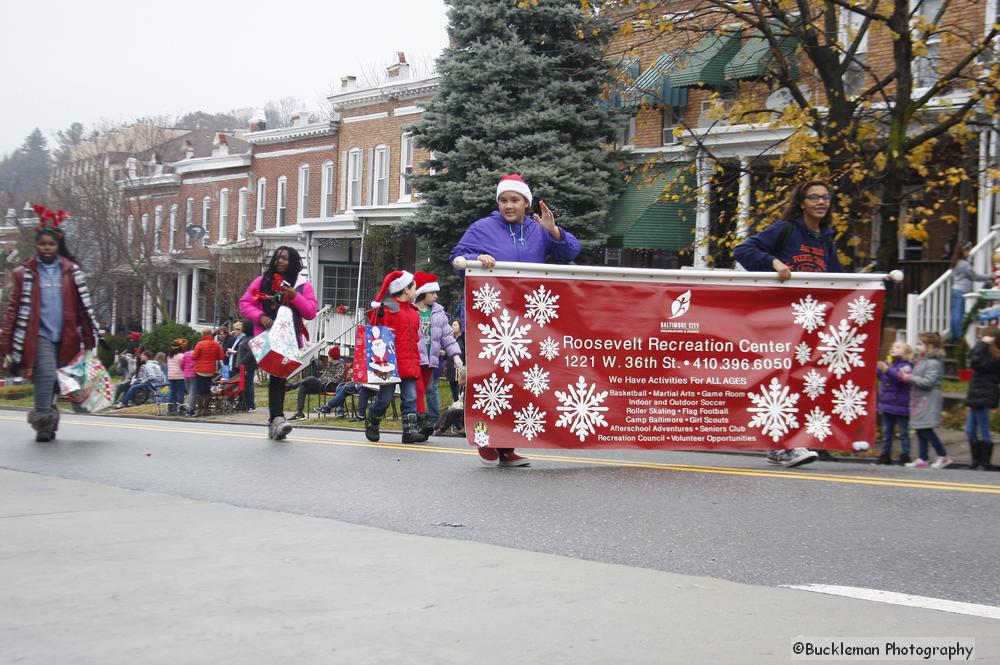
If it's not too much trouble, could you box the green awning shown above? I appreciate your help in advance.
[606,168,695,250]
[630,53,688,108]
[671,31,743,88]
[724,32,799,81]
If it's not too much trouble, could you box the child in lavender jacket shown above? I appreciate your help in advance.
[875,340,913,465]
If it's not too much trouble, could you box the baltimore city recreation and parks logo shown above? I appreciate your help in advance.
[660,289,700,334]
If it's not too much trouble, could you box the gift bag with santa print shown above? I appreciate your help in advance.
[352,325,401,384]
[248,305,304,378]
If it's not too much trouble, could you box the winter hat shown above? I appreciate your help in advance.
[129,332,141,342]
[414,272,440,296]
[328,346,341,360]
[496,174,532,207]
[371,269,413,306]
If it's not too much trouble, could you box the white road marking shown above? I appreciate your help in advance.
[783,584,1000,620]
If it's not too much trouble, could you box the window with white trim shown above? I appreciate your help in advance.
[237,187,248,241]
[154,205,163,253]
[399,133,414,202]
[374,145,389,205]
[347,149,361,209]
[298,164,310,220]
[201,196,211,244]
[912,0,942,88]
[219,188,229,243]
[840,6,869,96]
[256,178,266,230]
[169,204,178,253]
[184,198,194,248]
[141,213,149,255]
[277,176,287,227]
[127,214,134,250]
[321,160,334,217]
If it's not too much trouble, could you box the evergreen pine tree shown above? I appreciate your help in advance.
[406,0,623,292]
[13,128,52,204]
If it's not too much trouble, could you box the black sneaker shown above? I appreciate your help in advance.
[288,412,306,421]
[874,453,893,465]
[898,454,912,466]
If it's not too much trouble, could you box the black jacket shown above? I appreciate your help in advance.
[964,342,1000,408]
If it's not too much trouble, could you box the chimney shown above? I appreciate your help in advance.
[340,75,357,90]
[290,102,311,128]
[387,51,410,80]
[250,107,267,132]
[183,140,194,160]
[212,133,230,157]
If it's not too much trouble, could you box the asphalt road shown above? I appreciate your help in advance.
[2,409,998,609]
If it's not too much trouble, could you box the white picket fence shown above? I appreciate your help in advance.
[906,229,999,347]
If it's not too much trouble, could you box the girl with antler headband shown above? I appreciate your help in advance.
[0,205,100,442]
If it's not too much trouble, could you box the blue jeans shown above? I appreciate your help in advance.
[915,428,947,460]
[168,379,186,407]
[122,380,160,406]
[965,407,993,444]
[322,382,358,410]
[880,412,911,456]
[425,375,440,422]
[32,339,59,415]
[369,378,416,418]
[950,288,966,342]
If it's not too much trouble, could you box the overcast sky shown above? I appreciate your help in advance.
[0,0,449,156]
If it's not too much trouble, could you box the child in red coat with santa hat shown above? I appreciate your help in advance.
[363,270,429,443]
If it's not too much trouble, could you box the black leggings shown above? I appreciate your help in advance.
[268,375,287,421]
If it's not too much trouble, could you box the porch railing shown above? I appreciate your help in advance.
[298,306,362,367]
[906,230,999,347]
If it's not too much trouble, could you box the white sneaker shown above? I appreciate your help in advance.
[767,448,818,468]
[930,456,952,469]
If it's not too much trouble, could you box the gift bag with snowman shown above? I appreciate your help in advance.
[352,325,401,384]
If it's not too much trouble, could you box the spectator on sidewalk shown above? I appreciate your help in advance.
[165,339,188,416]
[287,347,347,420]
[963,327,1000,470]
[432,366,466,437]
[904,332,952,469]
[191,327,225,417]
[875,341,913,465]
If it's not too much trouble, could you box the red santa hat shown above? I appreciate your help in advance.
[371,269,413,307]
[414,271,440,296]
[496,173,532,207]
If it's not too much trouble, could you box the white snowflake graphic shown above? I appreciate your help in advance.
[513,403,547,442]
[471,372,514,420]
[747,377,800,443]
[795,342,812,366]
[471,283,502,316]
[847,295,876,326]
[791,294,828,333]
[804,407,832,442]
[554,375,610,442]
[538,336,561,362]
[832,379,869,424]
[523,284,560,327]
[522,364,551,397]
[478,308,533,373]
[817,319,869,379]
[802,369,827,400]
[473,430,491,448]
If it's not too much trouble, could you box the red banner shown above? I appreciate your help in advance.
[463,265,885,451]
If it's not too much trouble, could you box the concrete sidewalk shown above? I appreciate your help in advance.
[1,469,997,665]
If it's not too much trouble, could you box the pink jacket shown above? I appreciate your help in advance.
[239,273,318,346]
[180,351,196,379]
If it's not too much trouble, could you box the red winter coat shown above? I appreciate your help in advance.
[367,298,427,379]
[0,256,97,375]
[191,335,225,375]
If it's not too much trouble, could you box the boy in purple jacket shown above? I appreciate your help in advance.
[875,341,914,465]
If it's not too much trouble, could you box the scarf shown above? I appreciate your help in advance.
[10,260,100,363]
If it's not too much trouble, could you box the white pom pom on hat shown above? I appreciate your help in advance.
[496,173,532,207]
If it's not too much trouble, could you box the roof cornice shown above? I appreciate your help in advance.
[245,121,339,145]
[328,75,440,110]
[170,154,251,174]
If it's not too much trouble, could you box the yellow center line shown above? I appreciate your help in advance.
[4,414,1000,495]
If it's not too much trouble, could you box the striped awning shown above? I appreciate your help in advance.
[606,168,695,250]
